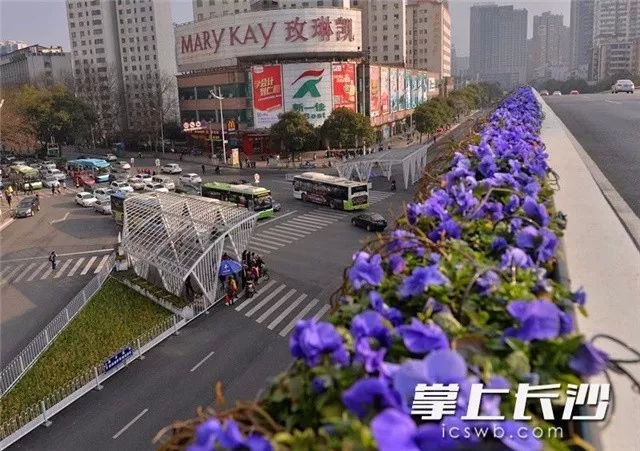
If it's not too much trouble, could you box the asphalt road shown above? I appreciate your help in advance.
[543,92,640,217]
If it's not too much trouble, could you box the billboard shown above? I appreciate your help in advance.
[417,74,425,106]
[380,66,390,116]
[390,68,398,112]
[405,71,413,109]
[397,69,406,111]
[332,62,357,112]
[251,65,283,129]
[369,65,381,118]
[283,62,333,127]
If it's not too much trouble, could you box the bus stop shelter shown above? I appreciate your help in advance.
[121,192,258,308]
[335,145,429,189]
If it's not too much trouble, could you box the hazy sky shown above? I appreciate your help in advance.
[1,0,570,56]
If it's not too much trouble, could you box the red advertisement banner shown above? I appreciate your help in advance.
[331,62,357,111]
[252,65,283,128]
[369,66,380,118]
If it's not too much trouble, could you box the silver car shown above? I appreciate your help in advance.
[612,79,635,93]
[94,199,112,215]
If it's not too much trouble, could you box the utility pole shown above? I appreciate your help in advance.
[209,87,227,164]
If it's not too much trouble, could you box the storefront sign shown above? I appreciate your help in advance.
[331,62,357,112]
[380,66,390,116]
[251,65,284,129]
[369,66,380,118]
[390,68,399,112]
[283,62,332,127]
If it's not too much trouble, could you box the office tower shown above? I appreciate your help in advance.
[569,0,594,79]
[0,45,72,88]
[192,0,351,21]
[406,0,452,77]
[531,12,570,80]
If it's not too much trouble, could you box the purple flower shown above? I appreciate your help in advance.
[289,320,349,367]
[341,378,402,419]
[395,318,449,354]
[426,297,451,314]
[506,195,521,214]
[516,226,557,263]
[500,247,534,269]
[499,420,543,451]
[389,254,406,274]
[190,418,272,451]
[387,230,421,253]
[481,376,510,417]
[522,196,549,226]
[475,271,501,296]
[369,291,404,326]
[572,287,587,306]
[492,236,508,253]
[428,218,462,242]
[354,338,387,373]
[312,376,328,394]
[504,300,571,342]
[478,155,498,177]
[348,252,384,290]
[189,418,221,451]
[371,409,458,451]
[399,265,449,299]
[569,342,609,376]
[351,310,392,347]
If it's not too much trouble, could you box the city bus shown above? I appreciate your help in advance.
[8,165,43,190]
[293,172,369,210]
[67,159,111,183]
[201,182,274,219]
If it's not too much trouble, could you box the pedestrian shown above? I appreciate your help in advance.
[6,193,12,208]
[242,250,248,265]
[433,135,436,144]
[49,251,57,270]
[152,170,156,176]
[51,185,56,195]
[201,164,206,175]
[179,153,183,161]
[62,180,67,191]
[185,274,195,299]
[28,183,33,194]
[35,193,40,211]
[56,184,61,194]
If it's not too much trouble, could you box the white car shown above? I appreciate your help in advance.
[105,153,118,162]
[161,163,182,174]
[93,199,112,215]
[128,177,146,190]
[612,79,635,93]
[42,176,60,188]
[75,192,98,207]
[179,173,202,184]
[46,168,66,181]
[111,180,134,192]
[144,182,169,193]
[93,187,115,201]
[151,175,175,190]
[552,91,562,96]
[117,161,131,170]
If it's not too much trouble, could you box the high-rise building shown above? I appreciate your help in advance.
[592,0,640,80]
[0,45,72,88]
[530,12,570,80]
[469,4,528,89]
[0,40,28,56]
[406,0,451,78]
[363,0,406,65]
[66,0,178,140]
[569,0,594,79]
[192,0,351,21]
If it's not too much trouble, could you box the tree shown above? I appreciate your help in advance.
[320,108,375,149]
[0,96,38,153]
[269,111,316,160]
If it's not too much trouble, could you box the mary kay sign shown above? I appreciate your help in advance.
[175,8,362,71]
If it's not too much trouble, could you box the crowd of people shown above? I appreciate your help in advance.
[220,251,267,306]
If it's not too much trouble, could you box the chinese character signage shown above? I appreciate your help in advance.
[283,62,332,127]
[390,68,399,112]
[380,66,390,116]
[369,65,381,118]
[252,65,284,129]
[331,62,357,112]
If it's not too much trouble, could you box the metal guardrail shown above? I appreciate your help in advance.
[0,254,116,397]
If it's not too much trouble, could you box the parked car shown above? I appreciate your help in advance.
[42,176,61,188]
[111,180,134,192]
[273,201,282,212]
[179,173,202,184]
[93,199,112,215]
[611,79,635,93]
[93,187,115,201]
[117,161,131,170]
[75,191,98,207]
[45,168,66,181]
[351,212,388,232]
[300,161,317,169]
[161,163,182,174]
[175,183,201,196]
[144,182,169,193]
[152,175,175,190]
[15,196,39,218]
[552,91,562,96]
[540,90,550,96]
[130,173,152,183]
[128,177,146,190]
[570,90,580,95]
[105,153,118,161]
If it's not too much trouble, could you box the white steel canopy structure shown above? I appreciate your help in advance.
[121,192,258,307]
[335,145,429,189]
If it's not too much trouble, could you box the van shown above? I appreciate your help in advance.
[152,175,175,190]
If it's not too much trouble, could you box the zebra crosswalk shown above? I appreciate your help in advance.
[368,190,395,205]
[0,254,111,287]
[232,279,331,337]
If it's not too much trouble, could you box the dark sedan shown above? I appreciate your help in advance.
[15,196,39,218]
[351,212,387,232]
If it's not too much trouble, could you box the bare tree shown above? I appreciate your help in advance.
[0,96,38,153]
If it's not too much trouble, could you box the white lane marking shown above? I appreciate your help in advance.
[307,210,348,219]
[254,232,293,244]
[50,212,70,224]
[94,254,110,273]
[67,258,85,277]
[296,215,335,225]
[80,256,97,275]
[13,263,35,283]
[26,262,48,281]
[0,264,24,286]
[0,248,113,264]
[189,351,215,373]
[235,280,277,312]
[40,265,54,280]
[54,259,73,278]
[265,227,305,239]
[279,298,320,337]
[245,284,287,317]
[256,210,297,228]
[268,293,307,330]
[112,408,149,439]
[259,230,300,242]
[313,304,331,321]
[281,220,323,231]
[256,288,297,323]
[604,99,622,104]
[248,240,281,250]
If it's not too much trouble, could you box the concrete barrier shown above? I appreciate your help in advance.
[537,91,640,451]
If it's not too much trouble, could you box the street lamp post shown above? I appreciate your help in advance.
[209,87,227,164]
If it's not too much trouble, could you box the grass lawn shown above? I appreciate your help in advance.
[116,269,191,309]
[0,277,171,423]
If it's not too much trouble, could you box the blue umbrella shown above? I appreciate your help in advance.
[219,259,242,276]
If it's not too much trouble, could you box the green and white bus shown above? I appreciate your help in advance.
[293,172,369,210]
[201,182,274,219]
[8,165,43,190]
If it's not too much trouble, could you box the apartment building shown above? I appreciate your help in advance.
[0,45,72,88]
[66,0,178,140]
[530,12,570,80]
[406,0,451,78]
[569,0,594,79]
[0,40,28,56]
[191,0,351,21]
[364,0,406,65]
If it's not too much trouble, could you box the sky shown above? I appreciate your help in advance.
[1,0,571,56]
